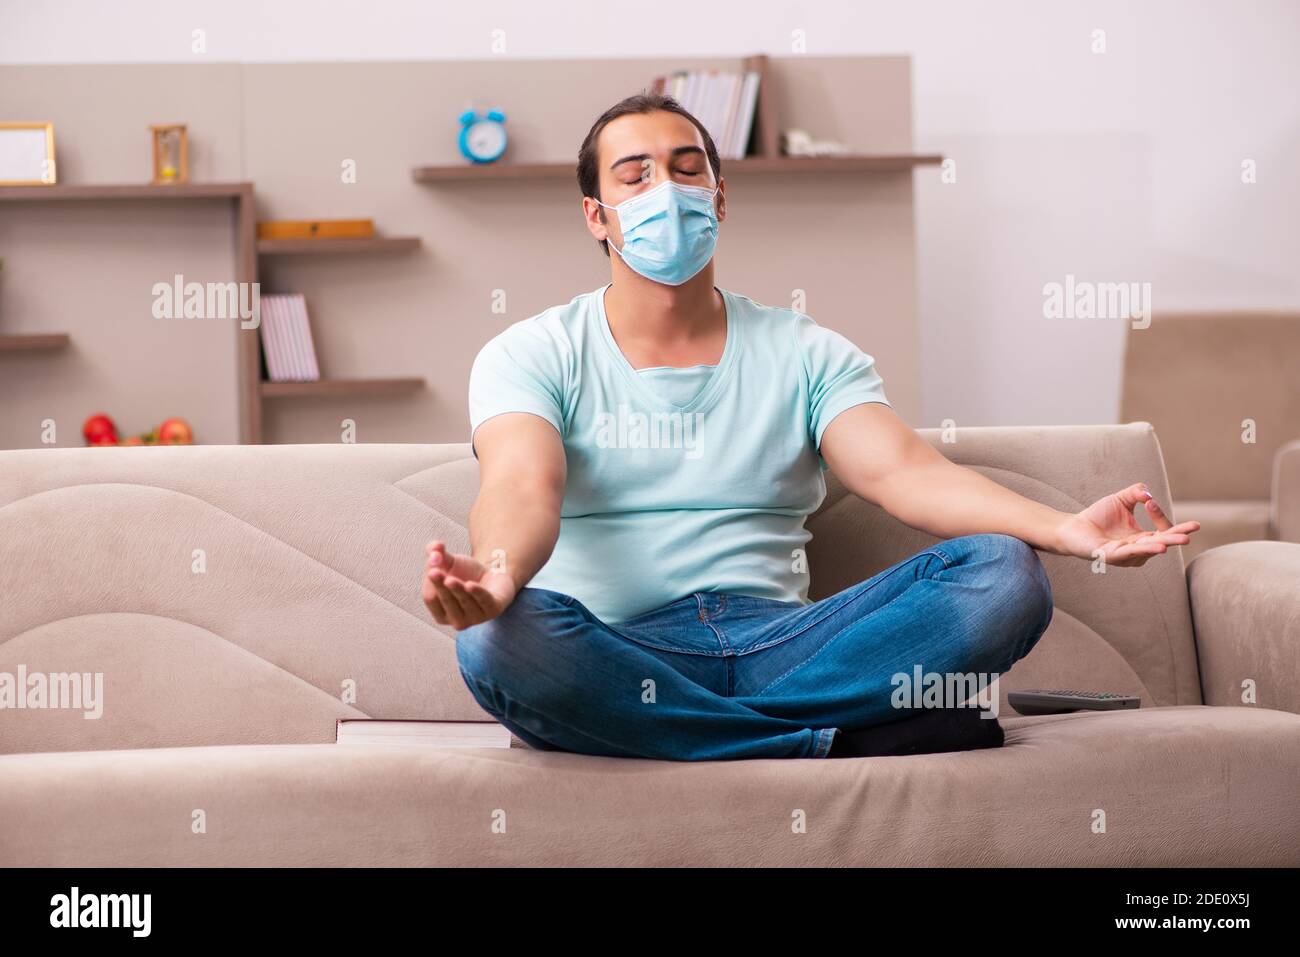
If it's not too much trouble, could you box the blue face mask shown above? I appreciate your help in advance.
[597,180,720,286]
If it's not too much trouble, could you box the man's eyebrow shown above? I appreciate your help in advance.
[608,145,706,170]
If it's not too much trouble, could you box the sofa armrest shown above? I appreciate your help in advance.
[1188,541,1300,714]
[1271,439,1300,543]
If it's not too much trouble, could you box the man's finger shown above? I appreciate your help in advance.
[1113,483,1151,512]
[1109,540,1166,564]
[440,575,480,624]
[423,570,451,624]
[461,580,499,618]
[1143,497,1174,532]
[1147,531,1190,546]
[429,570,469,628]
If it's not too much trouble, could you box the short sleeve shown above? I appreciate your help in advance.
[467,319,568,456]
[795,313,892,458]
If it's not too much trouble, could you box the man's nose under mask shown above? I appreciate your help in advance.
[597,180,720,286]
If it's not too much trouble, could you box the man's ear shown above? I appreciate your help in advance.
[583,196,609,243]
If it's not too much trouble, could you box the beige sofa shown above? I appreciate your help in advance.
[2,424,1297,866]
[1120,312,1300,560]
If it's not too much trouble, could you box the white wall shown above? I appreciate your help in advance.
[5,0,1297,427]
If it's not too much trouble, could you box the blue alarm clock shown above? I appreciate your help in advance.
[458,109,508,164]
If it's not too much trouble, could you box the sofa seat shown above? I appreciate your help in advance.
[3,704,1296,867]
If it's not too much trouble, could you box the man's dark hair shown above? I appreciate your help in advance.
[576,91,723,255]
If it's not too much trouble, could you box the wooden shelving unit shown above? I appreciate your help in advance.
[260,377,425,398]
[0,333,72,352]
[5,52,935,446]
[257,236,422,255]
[413,153,942,183]
[0,182,261,443]
[1,182,426,443]
[255,233,426,422]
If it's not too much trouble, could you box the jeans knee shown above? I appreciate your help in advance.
[1004,539,1053,654]
[454,587,575,692]
[968,534,1054,661]
[454,619,499,685]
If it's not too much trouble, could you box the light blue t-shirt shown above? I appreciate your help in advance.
[467,283,892,623]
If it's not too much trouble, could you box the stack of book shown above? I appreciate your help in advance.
[259,293,321,381]
[651,68,761,160]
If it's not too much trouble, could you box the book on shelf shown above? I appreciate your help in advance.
[259,293,321,382]
[336,718,515,749]
[653,67,761,160]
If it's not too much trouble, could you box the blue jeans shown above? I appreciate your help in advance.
[455,533,1054,760]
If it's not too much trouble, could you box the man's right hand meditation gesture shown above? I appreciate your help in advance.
[421,412,564,631]
[422,541,518,630]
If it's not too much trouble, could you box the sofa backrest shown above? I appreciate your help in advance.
[0,444,481,756]
[0,425,1202,756]
[1119,312,1300,501]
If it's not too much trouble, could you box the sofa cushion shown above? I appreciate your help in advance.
[1190,541,1300,716]
[1,705,1295,866]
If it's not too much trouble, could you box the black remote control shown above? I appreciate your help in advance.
[1008,689,1141,716]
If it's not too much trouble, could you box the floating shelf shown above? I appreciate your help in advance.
[411,154,943,183]
[260,377,426,398]
[0,333,72,352]
[0,183,252,201]
[257,236,422,256]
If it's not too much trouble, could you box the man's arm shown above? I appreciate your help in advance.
[818,403,1199,566]
[423,412,566,629]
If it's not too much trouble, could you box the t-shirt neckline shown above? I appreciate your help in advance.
[595,282,739,414]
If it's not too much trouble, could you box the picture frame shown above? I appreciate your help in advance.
[0,122,57,186]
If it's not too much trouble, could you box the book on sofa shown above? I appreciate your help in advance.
[335,718,513,748]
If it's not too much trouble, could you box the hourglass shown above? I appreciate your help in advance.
[149,124,189,184]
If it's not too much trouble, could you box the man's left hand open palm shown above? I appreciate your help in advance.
[1056,482,1200,567]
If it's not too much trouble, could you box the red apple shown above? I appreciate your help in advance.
[82,413,118,445]
[156,418,193,445]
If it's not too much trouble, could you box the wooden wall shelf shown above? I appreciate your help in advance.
[257,237,422,255]
[0,183,252,201]
[260,377,426,398]
[0,333,72,352]
[411,154,943,184]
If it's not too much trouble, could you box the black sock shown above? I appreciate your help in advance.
[826,705,1004,758]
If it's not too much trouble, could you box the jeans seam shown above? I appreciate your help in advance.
[814,727,836,757]
[612,630,728,657]
[926,545,956,569]
[744,548,948,658]
[750,562,952,698]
